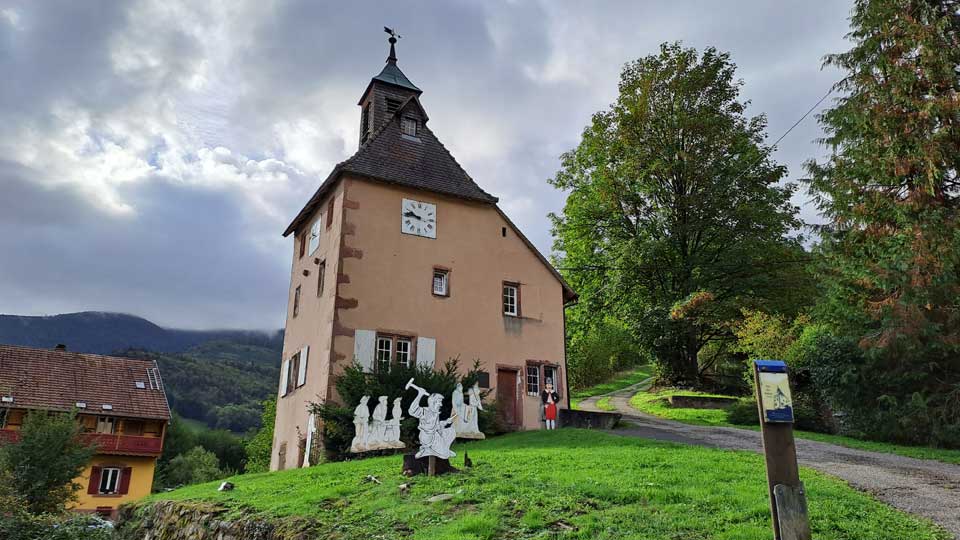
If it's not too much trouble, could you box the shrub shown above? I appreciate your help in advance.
[726,398,759,426]
[161,447,224,487]
[0,410,95,515]
[243,399,275,474]
[567,319,647,390]
[311,358,499,461]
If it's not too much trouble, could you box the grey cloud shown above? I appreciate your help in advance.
[0,0,854,328]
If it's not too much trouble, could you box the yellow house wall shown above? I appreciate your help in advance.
[72,455,157,512]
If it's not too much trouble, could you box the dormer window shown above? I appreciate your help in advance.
[401,117,418,138]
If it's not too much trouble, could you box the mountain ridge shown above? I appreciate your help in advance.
[0,311,282,355]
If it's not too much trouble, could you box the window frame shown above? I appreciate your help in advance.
[308,219,321,254]
[502,282,520,317]
[317,260,326,297]
[375,334,416,371]
[298,232,306,259]
[326,199,335,229]
[99,467,121,495]
[287,351,301,391]
[96,416,115,434]
[432,268,449,297]
[375,336,393,372]
[401,116,418,138]
[293,285,301,317]
[525,365,540,396]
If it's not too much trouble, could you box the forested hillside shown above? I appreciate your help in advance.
[121,342,281,433]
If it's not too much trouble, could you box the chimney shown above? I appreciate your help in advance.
[54,344,67,351]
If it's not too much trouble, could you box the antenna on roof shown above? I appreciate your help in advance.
[384,26,401,64]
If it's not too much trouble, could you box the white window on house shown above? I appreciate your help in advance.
[96,416,115,434]
[526,365,540,396]
[309,220,321,254]
[376,337,393,372]
[287,352,301,392]
[99,467,121,494]
[432,269,448,296]
[503,283,519,316]
[544,365,559,396]
[396,338,412,368]
[401,116,418,138]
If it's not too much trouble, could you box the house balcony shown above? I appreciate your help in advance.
[0,429,163,456]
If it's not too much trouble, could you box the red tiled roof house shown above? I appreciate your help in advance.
[0,344,171,518]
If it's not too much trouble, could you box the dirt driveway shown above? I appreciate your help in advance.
[579,384,960,538]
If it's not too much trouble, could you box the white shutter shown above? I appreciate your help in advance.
[279,359,289,396]
[303,412,315,468]
[416,337,436,370]
[297,346,309,387]
[309,220,320,253]
[354,330,376,372]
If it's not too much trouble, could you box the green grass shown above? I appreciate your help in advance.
[630,390,960,465]
[143,430,948,540]
[595,397,616,411]
[570,365,653,409]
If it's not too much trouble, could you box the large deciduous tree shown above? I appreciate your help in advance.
[805,0,960,445]
[551,43,805,387]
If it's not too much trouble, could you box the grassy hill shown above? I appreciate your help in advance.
[129,430,948,540]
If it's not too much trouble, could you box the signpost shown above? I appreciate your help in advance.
[753,360,811,540]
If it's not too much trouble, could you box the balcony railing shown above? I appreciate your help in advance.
[0,430,162,455]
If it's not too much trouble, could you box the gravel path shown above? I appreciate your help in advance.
[579,385,960,538]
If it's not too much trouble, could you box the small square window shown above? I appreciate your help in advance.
[376,337,393,372]
[432,270,449,296]
[526,365,540,395]
[401,117,418,138]
[99,467,121,495]
[503,283,519,316]
[396,338,412,368]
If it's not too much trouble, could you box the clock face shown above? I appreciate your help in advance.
[401,198,437,238]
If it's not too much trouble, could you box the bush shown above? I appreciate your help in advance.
[161,447,224,487]
[311,358,501,461]
[244,399,275,474]
[0,410,95,515]
[726,398,759,426]
[568,319,647,390]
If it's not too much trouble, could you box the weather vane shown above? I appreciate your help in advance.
[384,26,401,43]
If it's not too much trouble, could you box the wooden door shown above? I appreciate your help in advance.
[497,369,519,428]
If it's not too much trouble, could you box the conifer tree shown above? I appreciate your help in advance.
[806,0,960,445]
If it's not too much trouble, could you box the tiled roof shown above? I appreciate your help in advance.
[0,344,171,420]
[283,96,498,237]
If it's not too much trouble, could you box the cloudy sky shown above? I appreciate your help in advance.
[0,1,852,330]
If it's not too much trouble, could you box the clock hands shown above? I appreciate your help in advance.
[403,210,422,221]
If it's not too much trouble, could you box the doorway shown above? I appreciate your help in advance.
[496,368,520,428]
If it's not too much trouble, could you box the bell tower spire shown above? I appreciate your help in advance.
[357,27,422,147]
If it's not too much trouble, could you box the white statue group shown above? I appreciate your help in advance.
[350,379,485,459]
[350,396,406,453]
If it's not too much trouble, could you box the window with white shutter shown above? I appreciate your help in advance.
[279,359,289,396]
[297,346,309,387]
[415,337,436,370]
[309,220,321,253]
[353,330,376,372]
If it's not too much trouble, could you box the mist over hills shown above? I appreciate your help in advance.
[0,311,282,355]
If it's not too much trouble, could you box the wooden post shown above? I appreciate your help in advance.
[428,455,436,477]
[753,360,811,540]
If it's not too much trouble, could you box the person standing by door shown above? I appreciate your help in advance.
[540,380,560,430]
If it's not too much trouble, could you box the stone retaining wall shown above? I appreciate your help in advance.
[114,500,318,540]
